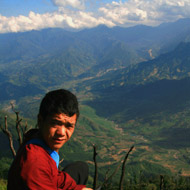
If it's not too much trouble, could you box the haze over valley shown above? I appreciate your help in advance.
[1,18,190,186]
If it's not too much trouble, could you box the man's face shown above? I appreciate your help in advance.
[38,113,77,152]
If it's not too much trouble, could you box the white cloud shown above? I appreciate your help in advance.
[0,10,114,33]
[99,0,190,26]
[0,0,190,33]
[52,0,85,10]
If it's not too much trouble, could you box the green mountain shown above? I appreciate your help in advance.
[1,18,190,186]
[74,41,190,178]
[77,42,190,122]
[0,18,190,93]
[78,42,190,90]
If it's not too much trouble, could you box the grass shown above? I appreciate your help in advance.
[0,179,7,190]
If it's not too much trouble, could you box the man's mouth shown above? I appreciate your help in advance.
[53,138,66,143]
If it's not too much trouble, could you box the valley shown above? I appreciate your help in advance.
[0,18,190,188]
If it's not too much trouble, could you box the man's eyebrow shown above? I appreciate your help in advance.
[51,119,75,126]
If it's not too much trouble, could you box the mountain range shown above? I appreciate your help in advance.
[0,18,190,182]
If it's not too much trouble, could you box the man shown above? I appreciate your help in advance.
[8,89,93,190]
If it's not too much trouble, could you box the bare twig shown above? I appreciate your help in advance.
[102,162,122,189]
[109,162,122,181]
[11,103,23,145]
[93,144,98,190]
[119,145,134,190]
[160,175,164,190]
[59,158,64,165]
[16,115,23,146]
[58,158,65,170]
[1,103,27,157]
[0,116,16,157]
[96,162,122,190]
[21,121,29,137]
[23,121,28,134]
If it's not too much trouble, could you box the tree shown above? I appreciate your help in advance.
[0,104,28,157]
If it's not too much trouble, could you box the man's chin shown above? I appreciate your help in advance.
[51,143,65,151]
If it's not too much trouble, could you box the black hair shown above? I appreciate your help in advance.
[39,89,79,120]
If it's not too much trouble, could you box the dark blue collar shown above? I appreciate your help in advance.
[26,138,60,168]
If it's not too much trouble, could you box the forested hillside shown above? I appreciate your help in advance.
[0,18,190,189]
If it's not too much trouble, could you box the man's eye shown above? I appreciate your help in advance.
[65,123,74,129]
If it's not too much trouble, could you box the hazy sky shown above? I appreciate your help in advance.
[0,0,190,33]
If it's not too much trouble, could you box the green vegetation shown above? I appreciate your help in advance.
[0,158,12,179]
[1,103,190,188]
[0,179,7,190]
[1,19,190,189]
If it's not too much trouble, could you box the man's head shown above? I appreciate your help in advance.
[38,89,79,152]
[38,89,79,120]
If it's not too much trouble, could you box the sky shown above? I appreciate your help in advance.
[0,0,190,33]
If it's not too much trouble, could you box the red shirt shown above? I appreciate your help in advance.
[7,143,86,190]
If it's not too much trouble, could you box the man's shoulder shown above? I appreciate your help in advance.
[19,143,51,166]
[25,143,49,159]
[17,144,58,185]
[8,143,56,181]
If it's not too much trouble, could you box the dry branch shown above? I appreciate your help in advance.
[23,121,28,135]
[93,144,98,190]
[160,175,164,190]
[99,162,122,190]
[119,145,134,190]
[11,103,23,145]
[1,103,28,157]
[0,116,16,157]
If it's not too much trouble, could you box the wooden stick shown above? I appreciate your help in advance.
[93,144,98,190]
[0,116,16,157]
[11,103,23,145]
[119,145,134,190]
[160,175,164,190]
[15,111,23,145]
[102,162,122,188]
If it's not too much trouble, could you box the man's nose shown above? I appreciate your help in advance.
[56,126,66,136]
